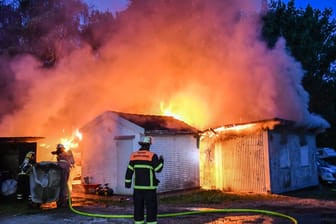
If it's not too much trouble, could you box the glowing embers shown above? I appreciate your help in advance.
[203,119,281,139]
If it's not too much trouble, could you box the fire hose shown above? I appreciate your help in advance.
[68,193,298,224]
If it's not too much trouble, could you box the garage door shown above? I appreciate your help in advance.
[115,138,134,195]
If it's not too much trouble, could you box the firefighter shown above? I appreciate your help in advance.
[125,136,164,224]
[17,151,35,201]
[51,143,75,208]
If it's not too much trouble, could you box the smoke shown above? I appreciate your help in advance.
[0,0,329,139]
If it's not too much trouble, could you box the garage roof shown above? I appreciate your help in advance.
[115,111,200,135]
[0,137,45,142]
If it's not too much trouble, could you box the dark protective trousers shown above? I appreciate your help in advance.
[133,189,158,223]
[57,162,70,206]
[17,174,30,200]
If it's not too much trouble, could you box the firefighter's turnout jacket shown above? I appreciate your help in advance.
[17,151,35,200]
[125,149,164,190]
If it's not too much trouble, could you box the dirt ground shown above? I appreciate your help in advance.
[1,186,336,224]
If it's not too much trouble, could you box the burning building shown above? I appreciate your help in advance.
[79,111,200,195]
[200,118,320,194]
[0,0,331,196]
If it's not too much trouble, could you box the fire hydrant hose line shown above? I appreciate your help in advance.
[67,195,298,224]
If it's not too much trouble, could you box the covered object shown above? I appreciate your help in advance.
[30,162,62,204]
[200,118,320,194]
[80,111,200,195]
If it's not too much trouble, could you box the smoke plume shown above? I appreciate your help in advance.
[0,0,329,140]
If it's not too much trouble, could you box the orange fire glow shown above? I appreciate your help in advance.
[214,123,257,133]
[160,101,184,121]
[39,128,83,151]
[159,94,209,129]
[59,128,83,151]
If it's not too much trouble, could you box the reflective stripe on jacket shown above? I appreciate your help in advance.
[125,149,163,190]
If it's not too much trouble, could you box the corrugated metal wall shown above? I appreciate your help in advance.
[268,131,319,193]
[200,127,319,194]
[200,130,270,193]
[220,131,268,193]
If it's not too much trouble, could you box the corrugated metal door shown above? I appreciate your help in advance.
[116,139,133,195]
[221,131,267,193]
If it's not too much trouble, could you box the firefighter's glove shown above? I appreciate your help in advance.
[159,155,164,164]
[125,183,131,188]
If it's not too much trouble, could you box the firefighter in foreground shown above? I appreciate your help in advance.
[125,136,164,224]
[51,143,75,207]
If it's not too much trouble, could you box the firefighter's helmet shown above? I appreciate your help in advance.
[25,151,35,160]
[57,143,65,149]
[139,136,152,145]
[52,143,65,155]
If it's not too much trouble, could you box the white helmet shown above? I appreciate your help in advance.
[139,136,152,144]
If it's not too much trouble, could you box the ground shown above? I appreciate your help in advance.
[1,185,336,224]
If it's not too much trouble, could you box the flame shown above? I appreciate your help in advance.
[160,102,184,121]
[202,120,282,139]
[59,128,83,151]
[214,123,257,133]
[39,128,83,151]
[159,94,209,129]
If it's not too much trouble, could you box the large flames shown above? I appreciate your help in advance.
[38,128,83,163]
[39,128,82,151]
[159,94,209,129]
[59,128,83,151]
[38,128,83,187]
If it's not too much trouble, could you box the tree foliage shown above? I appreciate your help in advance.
[262,0,336,148]
[80,10,118,51]
[0,0,108,66]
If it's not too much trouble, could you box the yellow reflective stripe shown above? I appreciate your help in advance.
[128,165,134,171]
[134,164,153,169]
[154,163,163,171]
[134,164,155,187]
[125,179,132,183]
[134,185,157,190]
[147,221,157,224]
[150,166,153,186]
[134,220,145,224]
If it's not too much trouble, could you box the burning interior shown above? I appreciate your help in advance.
[200,118,320,193]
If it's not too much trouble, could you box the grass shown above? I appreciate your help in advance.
[1,186,335,216]
[158,189,280,204]
[159,186,336,204]
[283,185,336,200]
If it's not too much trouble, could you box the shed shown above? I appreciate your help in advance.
[200,118,319,194]
[80,111,200,195]
[0,137,43,197]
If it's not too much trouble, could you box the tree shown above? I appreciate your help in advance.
[80,10,117,52]
[262,0,336,148]
[0,2,22,56]
[0,0,88,67]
